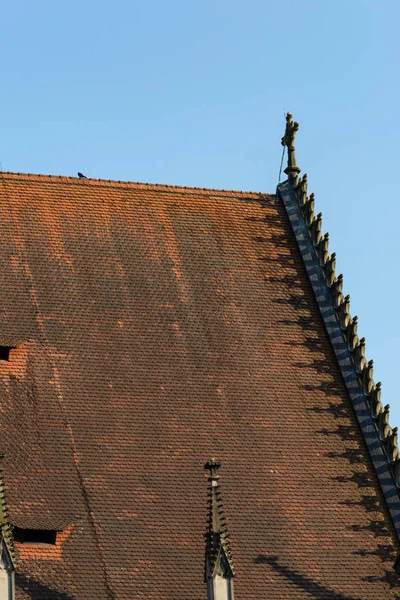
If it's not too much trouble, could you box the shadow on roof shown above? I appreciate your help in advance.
[254,554,362,600]
[16,573,75,600]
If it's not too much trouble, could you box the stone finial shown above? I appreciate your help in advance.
[378,405,391,441]
[296,174,308,207]
[387,427,399,464]
[370,382,383,419]
[281,113,301,183]
[317,233,330,266]
[324,252,336,287]
[330,274,344,309]
[310,213,323,246]
[204,458,234,586]
[338,295,351,330]
[304,192,316,226]
[362,360,375,396]
[354,337,367,373]
[347,316,359,352]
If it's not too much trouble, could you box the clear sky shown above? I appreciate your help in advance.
[2,1,400,423]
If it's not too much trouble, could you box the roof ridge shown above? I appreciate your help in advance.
[291,171,400,480]
[278,117,400,542]
[0,171,270,198]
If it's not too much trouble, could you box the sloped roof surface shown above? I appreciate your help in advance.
[0,172,398,599]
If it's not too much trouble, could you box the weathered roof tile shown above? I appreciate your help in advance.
[0,171,395,598]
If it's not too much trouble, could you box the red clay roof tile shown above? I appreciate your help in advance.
[0,172,397,598]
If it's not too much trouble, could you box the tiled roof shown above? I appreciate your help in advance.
[0,171,398,598]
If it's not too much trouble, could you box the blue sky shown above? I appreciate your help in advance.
[2,1,400,423]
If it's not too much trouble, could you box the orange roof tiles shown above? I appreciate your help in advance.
[0,172,398,598]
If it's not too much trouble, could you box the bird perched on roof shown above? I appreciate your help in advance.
[77,172,87,179]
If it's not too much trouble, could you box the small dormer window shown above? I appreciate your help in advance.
[14,528,57,545]
[0,348,11,362]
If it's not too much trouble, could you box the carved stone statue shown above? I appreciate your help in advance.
[281,112,301,181]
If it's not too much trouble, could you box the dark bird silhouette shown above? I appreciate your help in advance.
[77,172,87,179]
